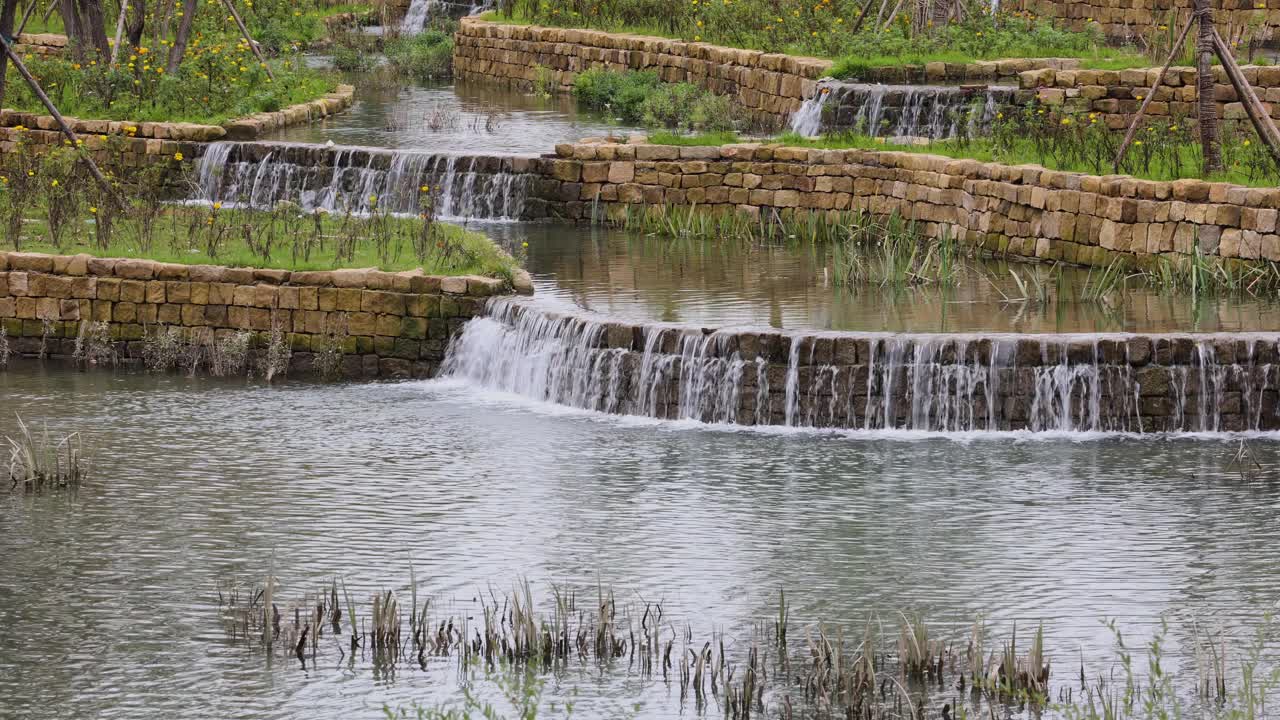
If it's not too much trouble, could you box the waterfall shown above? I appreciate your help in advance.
[789,81,1014,140]
[400,0,492,34]
[399,0,437,35]
[442,301,1280,434]
[789,84,834,136]
[192,142,533,221]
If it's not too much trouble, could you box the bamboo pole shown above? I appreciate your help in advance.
[108,0,127,64]
[0,32,125,209]
[219,0,274,82]
[1211,27,1280,168]
[1113,12,1196,172]
[14,0,38,35]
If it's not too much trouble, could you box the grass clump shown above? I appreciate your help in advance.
[6,414,90,493]
[385,29,455,81]
[573,67,741,131]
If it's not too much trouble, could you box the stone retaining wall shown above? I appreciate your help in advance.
[1010,0,1280,42]
[1021,64,1280,129]
[12,33,66,57]
[453,18,829,126]
[0,252,512,379]
[537,140,1280,267]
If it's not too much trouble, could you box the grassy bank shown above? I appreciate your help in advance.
[648,112,1280,187]
[480,4,1151,73]
[6,205,520,279]
[6,54,337,126]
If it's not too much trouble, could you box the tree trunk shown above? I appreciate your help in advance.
[77,0,109,56]
[58,0,84,60]
[1195,0,1223,174]
[0,0,16,108]
[165,0,195,74]
[125,0,145,46]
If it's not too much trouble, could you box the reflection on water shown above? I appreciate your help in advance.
[1,364,1279,718]
[480,223,1280,333]
[264,74,643,154]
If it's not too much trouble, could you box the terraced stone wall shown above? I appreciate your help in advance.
[1010,0,1280,42]
[0,253,511,379]
[537,140,1280,266]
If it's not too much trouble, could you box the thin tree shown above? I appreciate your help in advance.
[165,0,196,73]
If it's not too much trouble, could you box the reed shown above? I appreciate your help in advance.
[218,572,1280,720]
[5,414,90,492]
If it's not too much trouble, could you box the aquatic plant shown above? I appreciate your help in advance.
[72,320,116,367]
[385,29,455,81]
[573,67,741,131]
[5,414,90,493]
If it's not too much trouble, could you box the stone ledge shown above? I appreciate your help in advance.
[0,84,354,142]
[0,252,507,296]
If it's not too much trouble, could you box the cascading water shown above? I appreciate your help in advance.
[399,0,492,34]
[192,141,533,221]
[789,81,1015,139]
[443,300,1280,434]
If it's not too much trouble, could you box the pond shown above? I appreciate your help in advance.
[263,74,644,155]
[2,363,1279,719]
[482,222,1280,334]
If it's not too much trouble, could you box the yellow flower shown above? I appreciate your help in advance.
[1061,117,1071,125]
[174,152,184,161]
[420,185,430,192]
[213,202,223,210]
[521,242,529,248]
[13,124,25,131]
[996,112,1003,119]
[1134,140,1143,146]
[89,207,97,214]
[1244,139,1253,147]
[369,194,378,203]
[50,179,59,187]
[137,47,148,54]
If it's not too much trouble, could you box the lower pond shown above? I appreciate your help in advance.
[2,364,1279,719]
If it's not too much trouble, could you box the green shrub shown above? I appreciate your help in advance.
[385,30,454,81]
[573,68,737,131]
[573,66,660,122]
[332,45,375,72]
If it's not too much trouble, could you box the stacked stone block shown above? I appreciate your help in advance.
[0,252,509,378]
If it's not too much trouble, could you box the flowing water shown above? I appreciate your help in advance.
[193,141,535,219]
[3,363,1280,720]
[790,81,1014,138]
[263,79,644,154]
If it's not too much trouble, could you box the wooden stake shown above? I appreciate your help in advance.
[849,0,879,34]
[1193,0,1222,174]
[219,0,274,82]
[14,0,38,35]
[1113,12,1195,172]
[1211,27,1280,168]
[108,0,127,64]
[0,32,125,209]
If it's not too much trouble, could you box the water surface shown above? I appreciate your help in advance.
[2,363,1279,719]
[482,222,1280,334]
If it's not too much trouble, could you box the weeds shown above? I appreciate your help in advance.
[573,67,743,132]
[5,414,90,492]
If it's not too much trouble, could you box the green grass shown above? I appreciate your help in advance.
[9,206,519,279]
[5,57,338,126]
[481,6,1156,71]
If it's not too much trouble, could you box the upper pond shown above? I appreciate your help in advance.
[263,74,643,154]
